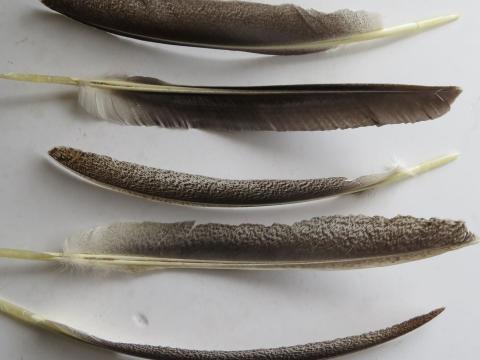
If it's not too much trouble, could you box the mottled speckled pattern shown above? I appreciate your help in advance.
[41,0,381,54]
[64,216,475,261]
[78,77,461,131]
[48,308,444,360]
[49,147,384,206]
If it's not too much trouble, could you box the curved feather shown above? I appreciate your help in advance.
[40,0,381,55]
[40,1,458,55]
[0,297,445,360]
[0,74,462,131]
[48,147,458,207]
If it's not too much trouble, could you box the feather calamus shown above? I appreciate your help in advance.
[0,216,476,271]
[0,73,462,131]
[49,147,458,207]
[40,0,458,55]
[0,297,444,360]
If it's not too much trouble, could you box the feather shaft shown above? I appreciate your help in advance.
[363,153,458,190]
[234,14,460,54]
[0,241,474,271]
[0,72,462,94]
[0,296,445,360]
[0,248,58,261]
[49,147,458,207]
[0,73,81,86]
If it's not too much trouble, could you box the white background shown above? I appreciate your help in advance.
[0,0,478,359]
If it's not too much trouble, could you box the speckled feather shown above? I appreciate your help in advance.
[40,0,381,55]
[78,77,461,131]
[49,147,388,206]
[1,300,444,360]
[64,216,475,262]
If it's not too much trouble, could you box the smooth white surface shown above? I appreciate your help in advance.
[0,0,478,359]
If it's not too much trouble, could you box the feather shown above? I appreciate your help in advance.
[49,147,458,207]
[0,73,462,131]
[40,0,458,55]
[0,297,445,360]
[0,216,476,271]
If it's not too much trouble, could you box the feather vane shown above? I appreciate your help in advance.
[0,216,476,271]
[0,73,462,131]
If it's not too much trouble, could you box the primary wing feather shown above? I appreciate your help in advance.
[41,0,382,55]
[79,77,461,131]
[64,216,475,263]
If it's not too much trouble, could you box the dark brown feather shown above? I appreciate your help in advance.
[41,0,381,55]
[79,77,462,131]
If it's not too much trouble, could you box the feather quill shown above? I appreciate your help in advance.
[0,216,476,271]
[0,297,445,360]
[49,147,458,207]
[0,73,462,131]
[40,0,458,55]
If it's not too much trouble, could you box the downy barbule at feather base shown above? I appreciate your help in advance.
[0,216,476,271]
[49,147,458,207]
[39,0,459,55]
[0,73,462,131]
[0,297,445,360]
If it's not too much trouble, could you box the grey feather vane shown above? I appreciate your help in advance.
[0,216,475,271]
[0,297,445,360]
[49,147,458,207]
[0,74,462,131]
[40,0,458,55]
